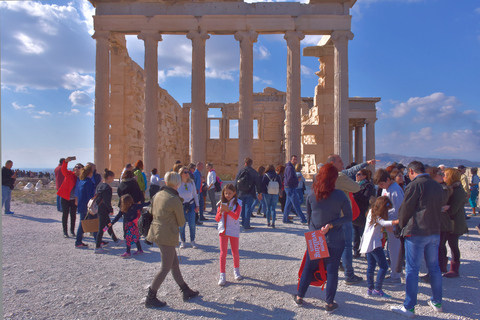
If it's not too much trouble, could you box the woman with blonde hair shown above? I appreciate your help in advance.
[177,166,200,249]
[145,171,199,308]
[442,168,468,278]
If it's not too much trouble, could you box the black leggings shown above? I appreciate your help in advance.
[445,233,461,262]
[61,198,77,235]
[96,212,118,248]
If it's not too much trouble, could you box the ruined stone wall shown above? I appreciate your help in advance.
[301,46,335,175]
[205,88,286,178]
[108,35,189,177]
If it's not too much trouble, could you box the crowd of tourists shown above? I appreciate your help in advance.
[3,155,479,316]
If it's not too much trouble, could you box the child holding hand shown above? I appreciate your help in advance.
[108,194,143,258]
[215,184,242,286]
[360,196,399,298]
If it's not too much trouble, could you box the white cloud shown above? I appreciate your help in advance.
[63,72,95,92]
[37,110,51,116]
[474,7,480,14]
[12,102,35,110]
[253,76,273,85]
[1,2,95,91]
[301,65,314,76]
[78,0,95,35]
[206,69,235,81]
[463,110,478,115]
[391,92,457,118]
[86,111,93,116]
[69,90,94,106]
[15,33,45,54]
[303,35,323,46]
[71,109,80,114]
[254,45,271,59]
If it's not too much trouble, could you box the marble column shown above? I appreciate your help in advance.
[187,30,210,164]
[365,118,376,171]
[235,30,258,168]
[284,31,305,163]
[349,126,354,165]
[93,31,111,172]
[355,122,364,164]
[138,31,162,177]
[331,30,354,163]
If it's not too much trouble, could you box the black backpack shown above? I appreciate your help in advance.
[138,195,155,237]
[236,169,253,194]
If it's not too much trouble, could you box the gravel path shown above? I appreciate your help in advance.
[2,200,479,319]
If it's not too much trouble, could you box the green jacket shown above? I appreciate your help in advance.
[446,183,468,235]
[147,187,185,247]
[133,168,146,191]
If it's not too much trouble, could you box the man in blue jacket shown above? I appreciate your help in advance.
[282,155,307,224]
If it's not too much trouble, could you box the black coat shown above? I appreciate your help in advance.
[352,180,375,227]
[117,178,145,207]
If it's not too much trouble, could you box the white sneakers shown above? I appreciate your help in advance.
[218,269,243,286]
[191,241,198,249]
[234,268,243,281]
[180,241,198,249]
[391,305,415,318]
[218,273,226,286]
[179,241,186,249]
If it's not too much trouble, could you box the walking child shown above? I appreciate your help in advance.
[108,194,143,258]
[216,184,243,286]
[360,196,399,298]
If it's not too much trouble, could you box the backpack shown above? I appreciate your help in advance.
[138,195,155,237]
[267,174,279,195]
[297,251,327,291]
[236,169,253,193]
[87,194,103,215]
[215,176,222,192]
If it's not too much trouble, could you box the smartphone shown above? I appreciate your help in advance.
[69,156,76,160]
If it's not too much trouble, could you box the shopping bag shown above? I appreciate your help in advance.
[304,229,329,260]
[81,217,99,233]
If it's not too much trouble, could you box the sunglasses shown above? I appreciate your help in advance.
[182,171,189,174]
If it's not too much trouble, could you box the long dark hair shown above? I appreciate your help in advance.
[221,184,238,207]
[370,196,392,227]
[313,163,338,201]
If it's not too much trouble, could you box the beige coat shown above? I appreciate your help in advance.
[147,187,185,247]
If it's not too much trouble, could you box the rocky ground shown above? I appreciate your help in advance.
[2,199,480,320]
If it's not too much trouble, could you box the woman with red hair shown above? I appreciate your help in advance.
[293,163,352,314]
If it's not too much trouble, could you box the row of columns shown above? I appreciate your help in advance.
[349,119,376,165]
[93,29,354,172]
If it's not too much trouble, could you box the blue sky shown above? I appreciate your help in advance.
[1,0,479,169]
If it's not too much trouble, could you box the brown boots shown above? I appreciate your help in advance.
[443,261,460,278]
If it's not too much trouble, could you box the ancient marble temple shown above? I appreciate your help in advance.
[89,0,378,178]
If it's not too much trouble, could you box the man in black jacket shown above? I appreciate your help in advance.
[235,157,262,230]
[2,160,17,214]
[391,161,444,317]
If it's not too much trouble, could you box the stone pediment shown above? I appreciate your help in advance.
[89,0,243,6]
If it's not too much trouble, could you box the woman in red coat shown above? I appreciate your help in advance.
[57,157,83,238]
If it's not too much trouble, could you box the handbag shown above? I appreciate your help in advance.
[81,213,99,233]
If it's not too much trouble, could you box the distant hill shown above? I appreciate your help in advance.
[374,153,480,169]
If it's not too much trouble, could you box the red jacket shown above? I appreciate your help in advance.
[57,162,77,201]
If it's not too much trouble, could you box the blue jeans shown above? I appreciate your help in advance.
[341,221,355,278]
[366,246,388,291]
[263,194,278,225]
[404,234,442,310]
[283,187,306,223]
[298,242,344,304]
[2,186,12,213]
[179,203,196,242]
[250,198,266,215]
[75,211,97,246]
[56,194,63,212]
[296,188,304,205]
[239,194,254,228]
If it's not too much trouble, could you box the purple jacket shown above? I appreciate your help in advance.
[284,162,298,189]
